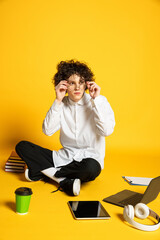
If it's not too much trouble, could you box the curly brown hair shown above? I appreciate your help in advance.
[53,59,95,87]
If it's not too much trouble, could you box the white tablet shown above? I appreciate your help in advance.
[68,201,111,220]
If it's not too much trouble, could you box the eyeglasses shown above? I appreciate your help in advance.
[67,80,86,90]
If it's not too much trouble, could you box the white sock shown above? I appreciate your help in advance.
[41,167,65,183]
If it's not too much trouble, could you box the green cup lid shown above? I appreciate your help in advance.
[15,187,33,196]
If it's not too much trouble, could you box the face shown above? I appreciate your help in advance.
[67,74,86,102]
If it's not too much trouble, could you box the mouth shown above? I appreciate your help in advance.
[74,92,81,95]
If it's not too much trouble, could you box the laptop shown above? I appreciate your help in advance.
[103,176,160,207]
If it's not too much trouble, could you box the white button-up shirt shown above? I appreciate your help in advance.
[42,93,115,169]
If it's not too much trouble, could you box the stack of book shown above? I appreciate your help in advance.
[5,151,26,173]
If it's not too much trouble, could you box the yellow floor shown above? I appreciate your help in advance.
[0,149,160,240]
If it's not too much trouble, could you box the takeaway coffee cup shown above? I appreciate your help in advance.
[15,187,33,215]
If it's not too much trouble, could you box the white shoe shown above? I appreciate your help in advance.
[73,179,81,196]
[25,168,43,182]
[25,168,33,181]
[59,178,81,196]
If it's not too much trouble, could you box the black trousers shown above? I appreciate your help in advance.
[15,141,101,182]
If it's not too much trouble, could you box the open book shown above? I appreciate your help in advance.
[122,176,153,186]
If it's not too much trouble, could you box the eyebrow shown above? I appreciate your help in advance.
[67,77,85,82]
[67,80,85,84]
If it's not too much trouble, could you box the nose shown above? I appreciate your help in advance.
[75,82,80,89]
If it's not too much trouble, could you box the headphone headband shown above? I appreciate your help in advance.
[123,203,160,231]
[149,209,160,222]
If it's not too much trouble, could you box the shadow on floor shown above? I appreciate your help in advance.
[5,201,16,212]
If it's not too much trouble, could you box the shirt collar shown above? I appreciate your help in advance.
[68,92,91,106]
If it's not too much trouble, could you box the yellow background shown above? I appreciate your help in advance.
[0,0,160,239]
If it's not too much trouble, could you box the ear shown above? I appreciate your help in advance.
[127,205,134,219]
[135,203,149,219]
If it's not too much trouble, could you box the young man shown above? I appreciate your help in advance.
[15,60,115,196]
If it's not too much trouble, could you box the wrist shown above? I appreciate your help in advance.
[55,98,62,104]
[91,93,100,99]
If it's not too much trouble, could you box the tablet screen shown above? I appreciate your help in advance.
[68,201,110,220]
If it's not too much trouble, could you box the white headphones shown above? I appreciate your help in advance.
[123,203,160,231]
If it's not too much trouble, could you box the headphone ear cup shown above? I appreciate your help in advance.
[134,203,149,220]
[125,205,134,219]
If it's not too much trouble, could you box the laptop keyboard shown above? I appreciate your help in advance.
[119,193,143,206]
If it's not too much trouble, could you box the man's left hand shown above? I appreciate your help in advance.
[86,81,101,99]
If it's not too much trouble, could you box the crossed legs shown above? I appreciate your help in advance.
[15,141,101,195]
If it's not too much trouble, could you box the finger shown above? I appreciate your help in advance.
[87,81,95,84]
[87,82,94,88]
[59,85,67,90]
[87,83,94,89]
[87,82,99,88]
[57,80,68,87]
[89,83,97,90]
[57,81,68,87]
[60,80,68,84]
[90,85,96,92]
[91,84,100,93]
[55,84,67,91]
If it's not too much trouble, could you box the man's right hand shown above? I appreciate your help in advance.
[55,80,68,103]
